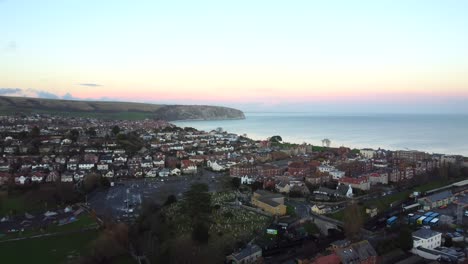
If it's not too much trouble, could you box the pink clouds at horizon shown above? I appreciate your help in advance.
[71,89,468,105]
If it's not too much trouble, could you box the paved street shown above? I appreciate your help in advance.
[285,199,310,218]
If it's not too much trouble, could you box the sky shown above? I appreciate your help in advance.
[1,0,468,113]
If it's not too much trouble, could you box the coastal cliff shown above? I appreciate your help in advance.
[0,96,245,121]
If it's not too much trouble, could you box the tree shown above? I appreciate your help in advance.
[192,221,209,243]
[112,125,120,136]
[343,201,363,241]
[397,225,413,251]
[68,129,80,142]
[83,174,101,193]
[445,236,453,247]
[231,177,241,189]
[86,127,97,137]
[30,126,40,138]
[183,183,211,221]
[164,194,177,206]
[269,135,283,143]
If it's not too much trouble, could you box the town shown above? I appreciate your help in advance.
[1,113,468,264]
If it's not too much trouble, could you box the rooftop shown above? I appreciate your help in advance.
[412,228,441,239]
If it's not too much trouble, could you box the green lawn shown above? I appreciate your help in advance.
[365,190,411,212]
[0,214,98,241]
[0,195,27,216]
[413,179,454,193]
[0,229,98,264]
[327,210,345,221]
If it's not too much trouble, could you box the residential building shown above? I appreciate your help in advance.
[394,150,430,162]
[226,244,262,264]
[418,190,455,210]
[251,190,287,216]
[360,148,376,159]
[368,172,388,185]
[338,176,370,191]
[334,240,378,264]
[412,228,441,250]
[311,204,331,215]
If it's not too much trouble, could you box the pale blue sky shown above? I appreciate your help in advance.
[1,0,468,113]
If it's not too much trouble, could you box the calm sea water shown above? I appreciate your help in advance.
[172,113,468,156]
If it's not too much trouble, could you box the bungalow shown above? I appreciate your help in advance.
[46,171,60,182]
[31,172,45,183]
[311,204,331,215]
[114,155,128,163]
[115,169,130,178]
[141,159,153,168]
[145,168,159,177]
[159,168,170,177]
[15,175,30,185]
[170,168,181,176]
[67,163,78,171]
[78,163,95,170]
[4,146,17,154]
[61,172,74,182]
[276,181,291,193]
[113,149,126,155]
[153,159,165,168]
[100,155,113,164]
[103,170,114,178]
[97,163,109,171]
[0,163,10,172]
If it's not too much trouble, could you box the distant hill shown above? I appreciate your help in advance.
[0,96,245,121]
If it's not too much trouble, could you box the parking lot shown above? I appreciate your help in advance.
[423,193,468,226]
[88,169,228,221]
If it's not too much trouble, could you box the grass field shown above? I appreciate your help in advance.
[0,214,98,241]
[0,229,99,263]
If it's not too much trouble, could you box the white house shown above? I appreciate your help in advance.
[97,163,109,171]
[104,170,114,178]
[412,228,442,250]
[67,163,78,170]
[159,168,170,177]
[145,168,159,177]
[170,168,181,176]
[61,173,74,183]
[207,160,226,172]
[78,163,95,170]
[360,148,376,159]
[241,175,254,185]
[141,159,153,168]
[31,174,44,182]
[153,159,165,168]
[330,170,345,180]
[317,165,335,173]
[15,175,29,185]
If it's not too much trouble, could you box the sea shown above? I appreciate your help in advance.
[172,113,468,156]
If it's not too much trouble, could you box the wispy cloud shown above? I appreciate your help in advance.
[78,83,102,87]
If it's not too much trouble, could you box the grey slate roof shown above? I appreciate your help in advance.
[412,228,441,239]
[231,244,261,262]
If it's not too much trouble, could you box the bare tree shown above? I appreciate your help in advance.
[343,200,363,241]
